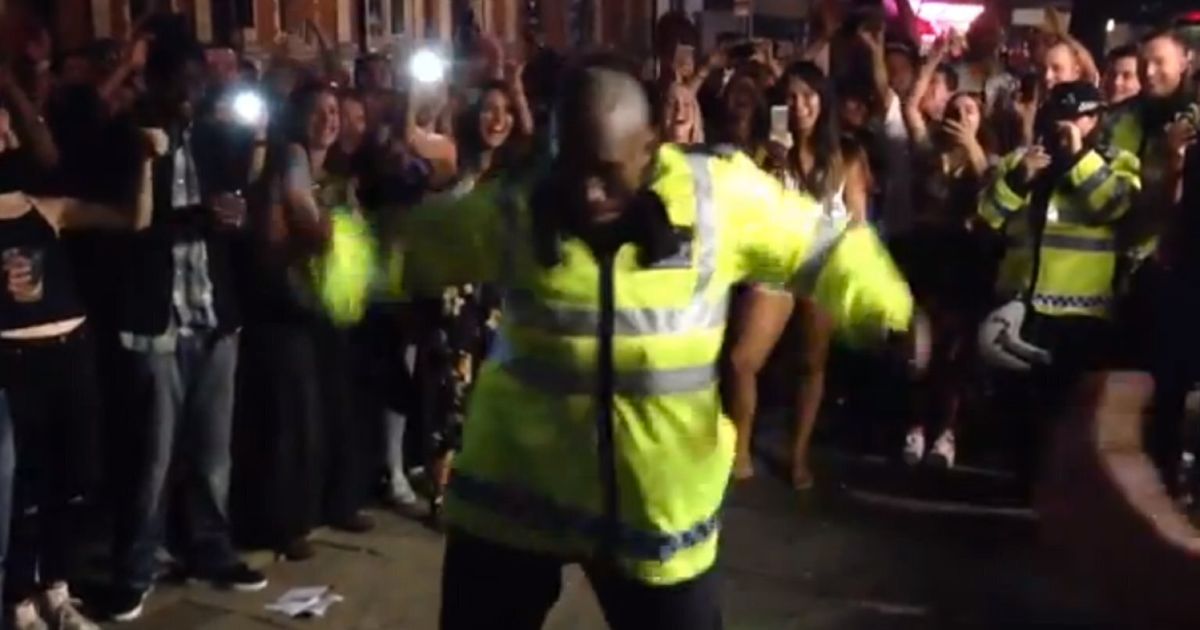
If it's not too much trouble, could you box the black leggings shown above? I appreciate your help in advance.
[441,531,724,630]
[0,327,100,602]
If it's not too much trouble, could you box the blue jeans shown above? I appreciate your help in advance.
[115,332,240,590]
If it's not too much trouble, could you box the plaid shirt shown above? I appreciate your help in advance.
[120,129,219,353]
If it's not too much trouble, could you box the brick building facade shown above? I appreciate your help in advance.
[3,0,657,60]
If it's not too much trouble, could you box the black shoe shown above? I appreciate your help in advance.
[332,511,376,533]
[109,586,150,622]
[277,537,316,562]
[197,563,268,592]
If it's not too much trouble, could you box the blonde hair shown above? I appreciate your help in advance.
[659,81,705,145]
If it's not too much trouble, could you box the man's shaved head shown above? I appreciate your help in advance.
[558,63,653,161]
[555,57,658,220]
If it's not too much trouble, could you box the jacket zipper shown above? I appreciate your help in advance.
[595,250,619,564]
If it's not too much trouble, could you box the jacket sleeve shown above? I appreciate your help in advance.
[978,150,1030,230]
[727,153,913,346]
[382,179,505,298]
[1061,147,1141,225]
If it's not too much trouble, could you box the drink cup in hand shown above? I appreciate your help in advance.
[3,247,44,303]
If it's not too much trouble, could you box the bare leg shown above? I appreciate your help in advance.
[726,287,795,480]
[792,300,833,490]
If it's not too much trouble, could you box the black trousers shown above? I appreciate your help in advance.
[440,531,723,630]
[995,314,1113,495]
[233,318,369,547]
[234,322,322,545]
[0,327,100,601]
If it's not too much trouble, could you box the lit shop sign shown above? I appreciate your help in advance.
[907,0,985,34]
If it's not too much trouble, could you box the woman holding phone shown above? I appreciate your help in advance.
[899,87,994,468]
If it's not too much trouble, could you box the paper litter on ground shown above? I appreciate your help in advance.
[265,586,345,618]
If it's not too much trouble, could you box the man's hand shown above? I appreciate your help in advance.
[140,128,169,158]
[944,118,979,149]
[1057,120,1084,155]
[1022,145,1052,182]
[707,44,730,71]
[858,27,885,57]
[816,0,843,39]
[125,35,151,71]
[1165,118,1197,160]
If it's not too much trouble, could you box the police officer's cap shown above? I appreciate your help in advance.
[1042,81,1105,122]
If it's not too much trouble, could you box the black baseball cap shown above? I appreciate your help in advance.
[1042,81,1104,122]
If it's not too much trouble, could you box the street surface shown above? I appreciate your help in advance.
[107,415,1120,630]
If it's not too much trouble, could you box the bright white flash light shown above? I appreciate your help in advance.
[232,91,266,126]
[409,49,447,85]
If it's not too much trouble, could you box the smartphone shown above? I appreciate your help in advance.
[1019,72,1039,102]
[770,105,792,148]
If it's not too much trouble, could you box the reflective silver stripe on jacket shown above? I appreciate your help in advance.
[792,227,847,296]
[1073,162,1114,198]
[1031,293,1113,310]
[501,152,724,338]
[505,290,728,337]
[503,357,718,396]
[449,472,721,562]
[1040,233,1115,252]
[1006,233,1114,252]
[683,153,718,295]
[497,153,726,392]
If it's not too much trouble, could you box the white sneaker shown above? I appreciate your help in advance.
[13,600,48,630]
[927,431,957,469]
[40,583,100,630]
[903,428,926,466]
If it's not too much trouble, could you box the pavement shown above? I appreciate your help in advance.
[105,413,1122,630]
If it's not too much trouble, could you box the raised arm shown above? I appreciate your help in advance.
[404,89,458,188]
[281,143,332,254]
[1060,144,1141,224]
[506,60,535,138]
[687,46,728,94]
[860,28,893,116]
[98,36,149,110]
[0,65,58,169]
[39,128,166,232]
[383,178,506,297]
[904,40,948,148]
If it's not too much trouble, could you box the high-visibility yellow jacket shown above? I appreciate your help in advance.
[979,145,1141,319]
[392,144,913,585]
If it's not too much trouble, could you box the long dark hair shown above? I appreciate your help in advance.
[782,61,844,200]
[286,81,338,149]
[455,79,522,177]
[712,71,770,152]
[942,91,996,156]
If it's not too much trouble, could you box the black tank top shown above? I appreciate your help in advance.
[0,206,85,331]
